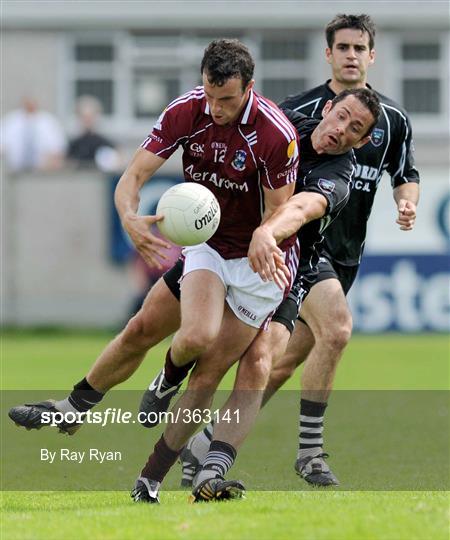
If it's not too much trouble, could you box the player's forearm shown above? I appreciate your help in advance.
[114,172,142,222]
[261,183,296,223]
[263,205,305,243]
[114,148,166,223]
[393,182,420,206]
[263,193,327,244]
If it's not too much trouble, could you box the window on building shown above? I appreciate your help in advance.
[401,40,442,116]
[133,70,179,117]
[75,44,114,62]
[401,43,440,61]
[75,80,114,115]
[260,33,309,104]
[72,41,116,116]
[68,30,314,134]
[261,37,308,60]
[403,79,440,114]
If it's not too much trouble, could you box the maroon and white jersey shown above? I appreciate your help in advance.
[142,86,299,259]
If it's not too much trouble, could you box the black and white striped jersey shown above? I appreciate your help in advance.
[280,81,420,266]
[282,109,355,277]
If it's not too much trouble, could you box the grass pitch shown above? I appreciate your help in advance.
[1,331,449,540]
[2,491,448,540]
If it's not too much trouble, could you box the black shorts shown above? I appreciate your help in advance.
[315,256,359,295]
[163,258,184,300]
[272,255,359,332]
[271,270,310,334]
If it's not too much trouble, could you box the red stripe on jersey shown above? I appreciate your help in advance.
[165,87,205,113]
[257,97,297,142]
[258,99,295,142]
[284,238,300,298]
[258,96,297,138]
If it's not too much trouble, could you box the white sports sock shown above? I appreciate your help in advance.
[190,429,211,465]
[298,446,323,460]
[53,398,79,414]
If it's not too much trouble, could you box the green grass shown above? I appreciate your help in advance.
[2,491,449,540]
[2,331,448,390]
[1,331,449,540]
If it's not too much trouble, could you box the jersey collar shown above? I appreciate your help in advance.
[203,89,258,125]
[239,90,258,124]
[325,79,373,97]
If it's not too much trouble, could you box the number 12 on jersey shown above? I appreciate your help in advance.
[214,149,226,163]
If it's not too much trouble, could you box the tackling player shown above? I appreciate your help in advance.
[181,14,420,489]
[133,88,381,503]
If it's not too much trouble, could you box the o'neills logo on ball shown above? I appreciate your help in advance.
[195,199,219,230]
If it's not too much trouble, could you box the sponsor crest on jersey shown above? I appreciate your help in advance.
[189,142,205,157]
[231,149,247,171]
[287,139,297,158]
[318,178,335,194]
[371,128,384,147]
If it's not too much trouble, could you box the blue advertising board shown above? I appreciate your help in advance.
[349,255,450,332]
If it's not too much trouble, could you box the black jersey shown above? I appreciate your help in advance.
[281,81,420,265]
[282,109,355,277]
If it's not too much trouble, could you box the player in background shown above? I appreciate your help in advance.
[181,14,420,488]
[134,89,381,503]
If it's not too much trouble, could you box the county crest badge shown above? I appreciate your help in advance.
[371,128,385,147]
[231,149,247,171]
[318,178,336,194]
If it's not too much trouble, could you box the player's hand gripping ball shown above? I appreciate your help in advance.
[156,183,221,246]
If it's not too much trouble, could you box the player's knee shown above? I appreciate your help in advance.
[121,312,158,350]
[240,347,272,386]
[176,329,217,358]
[336,310,353,346]
[322,313,352,352]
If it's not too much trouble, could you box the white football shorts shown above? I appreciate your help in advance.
[181,242,299,329]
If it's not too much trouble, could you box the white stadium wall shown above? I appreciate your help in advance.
[2,170,134,327]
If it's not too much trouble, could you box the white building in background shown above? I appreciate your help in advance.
[3,1,449,147]
[2,1,449,330]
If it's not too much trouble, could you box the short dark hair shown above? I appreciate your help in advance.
[326,14,376,51]
[200,39,255,91]
[330,88,381,136]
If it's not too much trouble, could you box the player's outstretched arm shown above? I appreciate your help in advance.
[115,148,171,268]
[250,183,296,287]
[248,192,327,284]
[393,182,420,231]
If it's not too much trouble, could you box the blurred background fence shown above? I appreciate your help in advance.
[2,1,449,331]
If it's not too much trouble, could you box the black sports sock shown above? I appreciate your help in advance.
[202,420,213,441]
[67,378,104,413]
[163,348,195,386]
[298,398,327,456]
[141,436,181,483]
[201,440,237,477]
